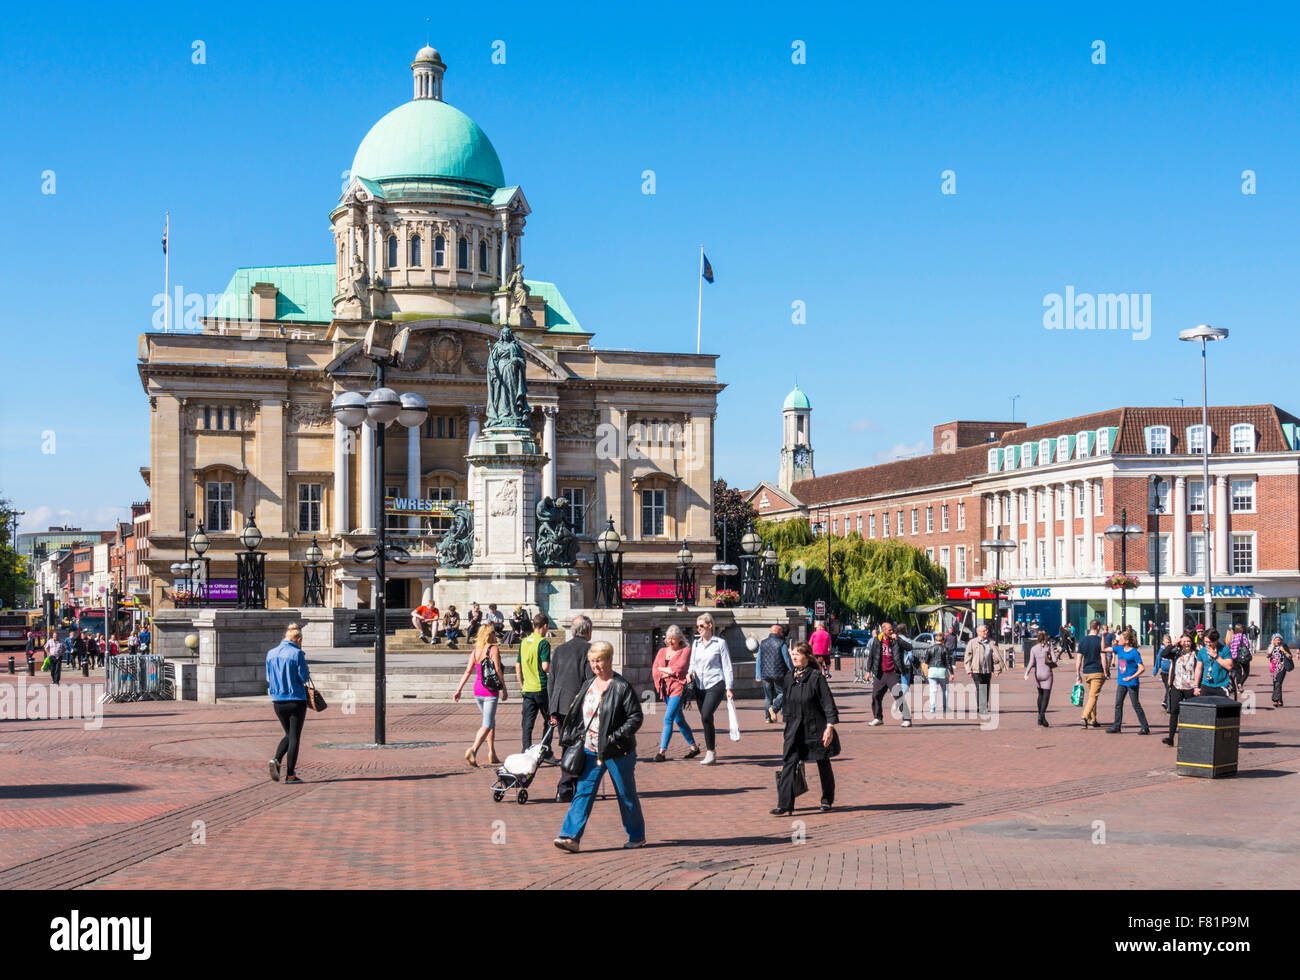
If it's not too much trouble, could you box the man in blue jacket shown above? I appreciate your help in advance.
[266,623,312,783]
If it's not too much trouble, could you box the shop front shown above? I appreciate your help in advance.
[1263,599,1300,647]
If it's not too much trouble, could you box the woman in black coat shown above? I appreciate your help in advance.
[772,641,839,815]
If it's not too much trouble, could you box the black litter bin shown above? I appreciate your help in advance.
[1175,696,1240,778]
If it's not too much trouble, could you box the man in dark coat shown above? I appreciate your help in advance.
[548,614,594,802]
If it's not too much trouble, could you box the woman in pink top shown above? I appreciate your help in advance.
[809,622,832,677]
[649,625,698,762]
[453,626,508,768]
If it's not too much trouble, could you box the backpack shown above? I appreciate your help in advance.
[479,647,502,692]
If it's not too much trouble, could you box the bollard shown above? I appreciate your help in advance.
[82,659,90,677]
[27,657,35,676]
[7,657,13,675]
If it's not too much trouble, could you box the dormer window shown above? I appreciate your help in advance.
[1038,438,1052,464]
[1057,435,1070,460]
[1187,424,1210,454]
[1021,442,1034,468]
[386,235,399,269]
[987,448,1001,473]
[1075,431,1090,459]
[434,235,446,267]
[1096,428,1111,455]
[457,236,470,271]
[409,234,422,266]
[1145,425,1171,455]
[1230,423,1255,453]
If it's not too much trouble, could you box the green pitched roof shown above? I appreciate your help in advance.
[211,264,336,323]
[526,280,583,333]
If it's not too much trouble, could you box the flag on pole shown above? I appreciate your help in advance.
[701,253,714,283]
[162,214,168,254]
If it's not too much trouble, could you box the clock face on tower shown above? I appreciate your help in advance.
[793,447,810,468]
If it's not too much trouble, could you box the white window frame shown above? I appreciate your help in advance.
[1094,534,1104,570]
[1057,435,1070,461]
[641,488,667,537]
[1056,486,1066,519]
[205,481,234,532]
[869,513,876,538]
[562,488,586,535]
[1230,424,1255,454]
[1075,431,1090,459]
[1095,482,1104,516]
[1074,483,1084,518]
[957,502,966,530]
[1146,425,1171,455]
[1039,438,1052,465]
[1021,442,1034,469]
[1188,479,1206,514]
[1231,533,1254,574]
[941,505,950,531]
[297,483,322,533]
[1039,491,1049,521]
[1147,533,1171,576]
[926,507,934,533]
[939,546,950,576]
[1075,536,1086,569]
[1149,479,1170,514]
[1230,478,1255,513]
[956,545,967,580]
[1096,428,1111,455]
[856,515,862,534]
[1187,533,1206,576]
[910,509,918,534]
[423,485,454,533]
[1187,425,1211,455]
[926,547,934,562]
[988,448,1001,473]
[882,512,891,537]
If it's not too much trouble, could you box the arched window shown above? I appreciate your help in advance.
[433,235,446,267]
[457,236,469,270]
[478,239,489,272]
[386,235,398,269]
[409,234,422,266]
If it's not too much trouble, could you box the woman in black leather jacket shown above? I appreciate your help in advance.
[772,641,839,815]
[553,641,645,853]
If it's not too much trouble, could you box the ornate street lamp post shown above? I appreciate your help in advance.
[594,518,624,609]
[190,522,210,607]
[761,542,779,606]
[674,541,696,608]
[303,536,325,608]
[236,512,266,609]
[1104,508,1144,632]
[738,523,762,607]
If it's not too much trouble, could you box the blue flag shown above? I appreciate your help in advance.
[702,253,714,283]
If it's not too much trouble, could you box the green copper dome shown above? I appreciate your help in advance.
[350,99,505,188]
[783,384,811,411]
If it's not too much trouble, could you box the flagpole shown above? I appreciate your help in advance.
[164,212,170,333]
[696,244,703,355]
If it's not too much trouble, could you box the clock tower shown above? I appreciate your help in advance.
[779,383,815,492]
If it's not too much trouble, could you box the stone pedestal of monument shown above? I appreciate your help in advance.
[432,424,584,621]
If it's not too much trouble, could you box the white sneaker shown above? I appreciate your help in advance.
[868,718,883,727]
[901,719,912,728]
[699,750,716,765]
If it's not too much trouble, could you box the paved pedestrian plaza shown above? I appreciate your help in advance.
[1,664,1295,890]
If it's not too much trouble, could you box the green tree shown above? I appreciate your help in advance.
[712,478,757,565]
[756,518,945,623]
[0,499,33,609]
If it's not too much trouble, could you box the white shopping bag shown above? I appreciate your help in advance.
[726,697,741,742]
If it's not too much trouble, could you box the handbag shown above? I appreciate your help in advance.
[561,690,603,775]
[479,647,502,693]
[777,761,809,798]
[1070,681,1085,707]
[306,680,328,712]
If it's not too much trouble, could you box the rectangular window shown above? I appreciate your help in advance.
[228,407,237,430]
[956,546,967,580]
[563,488,586,535]
[911,509,918,534]
[957,502,966,530]
[297,483,322,532]
[1055,538,1064,567]
[1230,478,1254,513]
[1188,425,1208,454]
[897,510,904,535]
[437,416,446,439]
[832,517,839,535]
[1039,491,1049,521]
[423,486,454,533]
[205,482,233,532]
[1037,539,1046,572]
[1074,484,1084,517]
[941,504,950,531]
[883,513,891,537]
[385,485,403,531]
[203,406,211,430]
[1095,483,1104,516]
[1147,533,1170,576]
[939,546,950,576]
[1147,427,1170,454]
[869,514,876,538]
[448,417,457,439]
[641,489,666,537]
[1075,536,1086,569]
[1188,480,1206,514]
[926,507,934,533]
[1020,540,1029,574]
[926,548,934,562]
[856,515,862,534]
[1057,488,1066,519]
[1150,479,1170,514]
[1188,534,1206,576]
[1231,534,1254,574]
[1094,534,1104,570]
[1231,425,1254,453]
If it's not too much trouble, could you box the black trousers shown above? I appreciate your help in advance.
[1035,686,1051,722]
[1273,672,1285,705]
[971,673,992,715]
[1112,685,1149,731]
[49,657,61,684]
[521,691,548,752]
[1167,686,1193,740]
[776,752,834,810]
[273,699,308,776]
[871,671,911,721]
[694,680,727,751]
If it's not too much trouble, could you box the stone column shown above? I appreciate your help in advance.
[466,404,482,498]
[1060,483,1075,578]
[333,419,349,535]
[407,424,421,534]
[498,214,509,284]
[1024,488,1037,579]
[542,406,557,500]
[360,422,375,534]
[1082,480,1095,577]
[1173,477,1187,575]
[1043,486,1057,580]
[1214,475,1229,575]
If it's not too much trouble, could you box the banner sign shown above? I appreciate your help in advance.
[1180,584,1254,598]
[622,579,678,601]
[947,587,995,600]
[383,497,471,517]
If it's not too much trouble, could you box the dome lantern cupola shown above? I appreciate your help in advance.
[412,45,445,101]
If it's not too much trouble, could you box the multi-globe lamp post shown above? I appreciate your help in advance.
[169,522,210,608]
[332,381,427,746]
[594,518,624,609]
[302,536,325,608]
[738,523,762,607]
[235,512,265,609]
[1104,508,1144,632]
[980,526,1016,634]
[1179,323,1228,633]
[674,541,696,609]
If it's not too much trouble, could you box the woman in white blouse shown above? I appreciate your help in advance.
[686,612,734,765]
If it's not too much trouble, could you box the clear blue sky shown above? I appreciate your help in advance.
[2,1,1298,533]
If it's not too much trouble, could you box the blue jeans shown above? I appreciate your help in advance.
[659,695,696,752]
[900,672,912,692]
[761,678,785,716]
[559,750,645,844]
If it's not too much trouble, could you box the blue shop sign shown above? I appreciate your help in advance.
[1018,587,1052,598]
[1180,584,1254,598]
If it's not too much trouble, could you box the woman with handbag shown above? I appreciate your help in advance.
[453,625,508,767]
[648,625,698,762]
[1267,633,1293,707]
[1024,630,1056,727]
[266,623,313,784]
[772,641,839,815]
[686,612,734,766]
[553,641,645,853]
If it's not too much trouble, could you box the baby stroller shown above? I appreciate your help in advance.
[491,723,555,805]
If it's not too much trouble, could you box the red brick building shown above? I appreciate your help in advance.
[748,404,1300,642]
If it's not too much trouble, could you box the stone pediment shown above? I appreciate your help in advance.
[325,319,566,384]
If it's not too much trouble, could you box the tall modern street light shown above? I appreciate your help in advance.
[1149,475,1165,647]
[331,324,427,746]
[1104,508,1144,631]
[1179,324,1228,632]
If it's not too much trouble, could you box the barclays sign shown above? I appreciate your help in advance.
[1018,588,1052,598]
[1181,584,1254,598]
